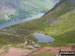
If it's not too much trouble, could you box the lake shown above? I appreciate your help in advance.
[33,33,55,43]
[0,13,44,29]
[0,13,55,43]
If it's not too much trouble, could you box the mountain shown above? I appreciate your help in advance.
[0,0,75,48]
[0,0,53,23]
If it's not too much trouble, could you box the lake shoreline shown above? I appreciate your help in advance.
[0,13,44,29]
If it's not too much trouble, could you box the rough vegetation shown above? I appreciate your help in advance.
[0,0,75,48]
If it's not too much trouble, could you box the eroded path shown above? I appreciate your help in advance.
[4,48,32,56]
[0,45,74,56]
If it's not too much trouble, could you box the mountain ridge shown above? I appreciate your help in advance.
[45,0,75,15]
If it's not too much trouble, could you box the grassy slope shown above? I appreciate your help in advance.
[0,0,75,47]
[32,52,53,56]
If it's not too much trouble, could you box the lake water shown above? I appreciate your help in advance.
[0,13,55,43]
[33,33,55,43]
[0,13,44,29]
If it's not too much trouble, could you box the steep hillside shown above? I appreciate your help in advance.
[0,0,53,23]
[0,0,75,48]
[0,2,16,23]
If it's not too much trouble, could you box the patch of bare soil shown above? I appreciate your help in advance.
[2,45,75,56]
[30,45,75,55]
[0,49,5,56]
[4,48,32,56]
[0,49,4,54]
